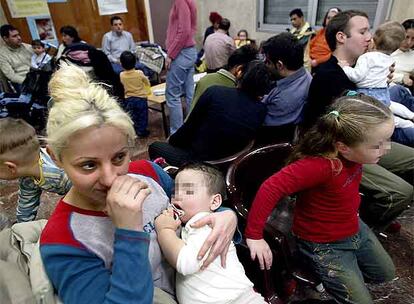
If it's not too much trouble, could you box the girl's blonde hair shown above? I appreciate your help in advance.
[291,94,393,163]
[47,64,135,159]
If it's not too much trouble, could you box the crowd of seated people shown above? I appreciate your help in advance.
[0,17,156,128]
[0,3,413,304]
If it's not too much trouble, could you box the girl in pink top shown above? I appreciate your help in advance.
[246,94,396,303]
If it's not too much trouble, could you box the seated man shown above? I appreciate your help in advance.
[204,18,236,73]
[187,44,258,118]
[289,8,314,47]
[258,32,312,144]
[303,10,413,232]
[0,24,32,92]
[102,16,151,76]
[148,61,272,167]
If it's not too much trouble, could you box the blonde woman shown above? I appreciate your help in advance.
[40,64,238,304]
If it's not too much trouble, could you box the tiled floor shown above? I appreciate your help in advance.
[0,109,413,303]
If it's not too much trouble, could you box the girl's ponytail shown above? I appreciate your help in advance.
[290,94,393,163]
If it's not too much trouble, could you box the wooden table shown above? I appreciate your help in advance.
[147,73,206,138]
[147,83,168,138]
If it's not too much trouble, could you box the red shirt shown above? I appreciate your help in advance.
[166,0,197,59]
[245,157,362,243]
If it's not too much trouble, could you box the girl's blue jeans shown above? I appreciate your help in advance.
[296,220,395,304]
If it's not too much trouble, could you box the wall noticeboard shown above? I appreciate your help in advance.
[6,0,50,18]
[26,15,58,47]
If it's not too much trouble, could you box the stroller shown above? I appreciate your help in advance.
[0,58,54,133]
[57,42,124,100]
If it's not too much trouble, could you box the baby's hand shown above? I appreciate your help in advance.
[337,60,350,67]
[246,238,273,270]
[155,209,181,232]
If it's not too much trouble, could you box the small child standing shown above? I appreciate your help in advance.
[31,39,52,69]
[234,29,251,48]
[245,95,396,303]
[0,118,71,222]
[340,21,414,147]
[155,163,265,304]
[119,51,151,137]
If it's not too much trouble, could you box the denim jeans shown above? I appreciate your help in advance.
[391,126,414,147]
[111,62,154,78]
[123,96,149,136]
[296,221,395,304]
[166,47,197,134]
[389,84,414,111]
[357,88,390,106]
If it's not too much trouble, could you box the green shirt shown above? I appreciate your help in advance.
[187,69,237,120]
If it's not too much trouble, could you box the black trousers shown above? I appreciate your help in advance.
[148,141,195,167]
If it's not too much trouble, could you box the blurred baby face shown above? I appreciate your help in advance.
[340,118,394,164]
[172,169,216,223]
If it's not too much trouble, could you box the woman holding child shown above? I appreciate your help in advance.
[39,64,238,304]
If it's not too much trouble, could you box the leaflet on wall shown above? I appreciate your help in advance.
[26,15,58,48]
[6,0,50,18]
[97,0,127,16]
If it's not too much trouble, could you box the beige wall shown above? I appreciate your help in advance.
[195,0,274,48]
[389,0,414,23]
[195,0,414,49]
[0,3,7,46]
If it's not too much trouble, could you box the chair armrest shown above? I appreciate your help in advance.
[207,139,255,165]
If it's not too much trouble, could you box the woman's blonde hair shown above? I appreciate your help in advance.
[47,64,135,159]
[290,94,393,163]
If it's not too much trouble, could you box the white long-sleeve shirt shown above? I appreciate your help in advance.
[391,49,414,84]
[343,51,393,88]
[176,212,259,304]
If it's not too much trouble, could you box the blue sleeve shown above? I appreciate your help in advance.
[17,178,42,222]
[216,206,242,245]
[151,162,174,199]
[41,229,153,304]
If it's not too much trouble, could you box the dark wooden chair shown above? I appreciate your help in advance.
[254,124,298,148]
[206,139,255,173]
[225,143,319,302]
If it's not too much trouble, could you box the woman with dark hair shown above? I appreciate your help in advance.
[196,12,224,68]
[389,19,414,110]
[148,60,272,166]
[203,12,223,43]
[55,25,82,60]
[391,19,414,88]
[309,7,341,69]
